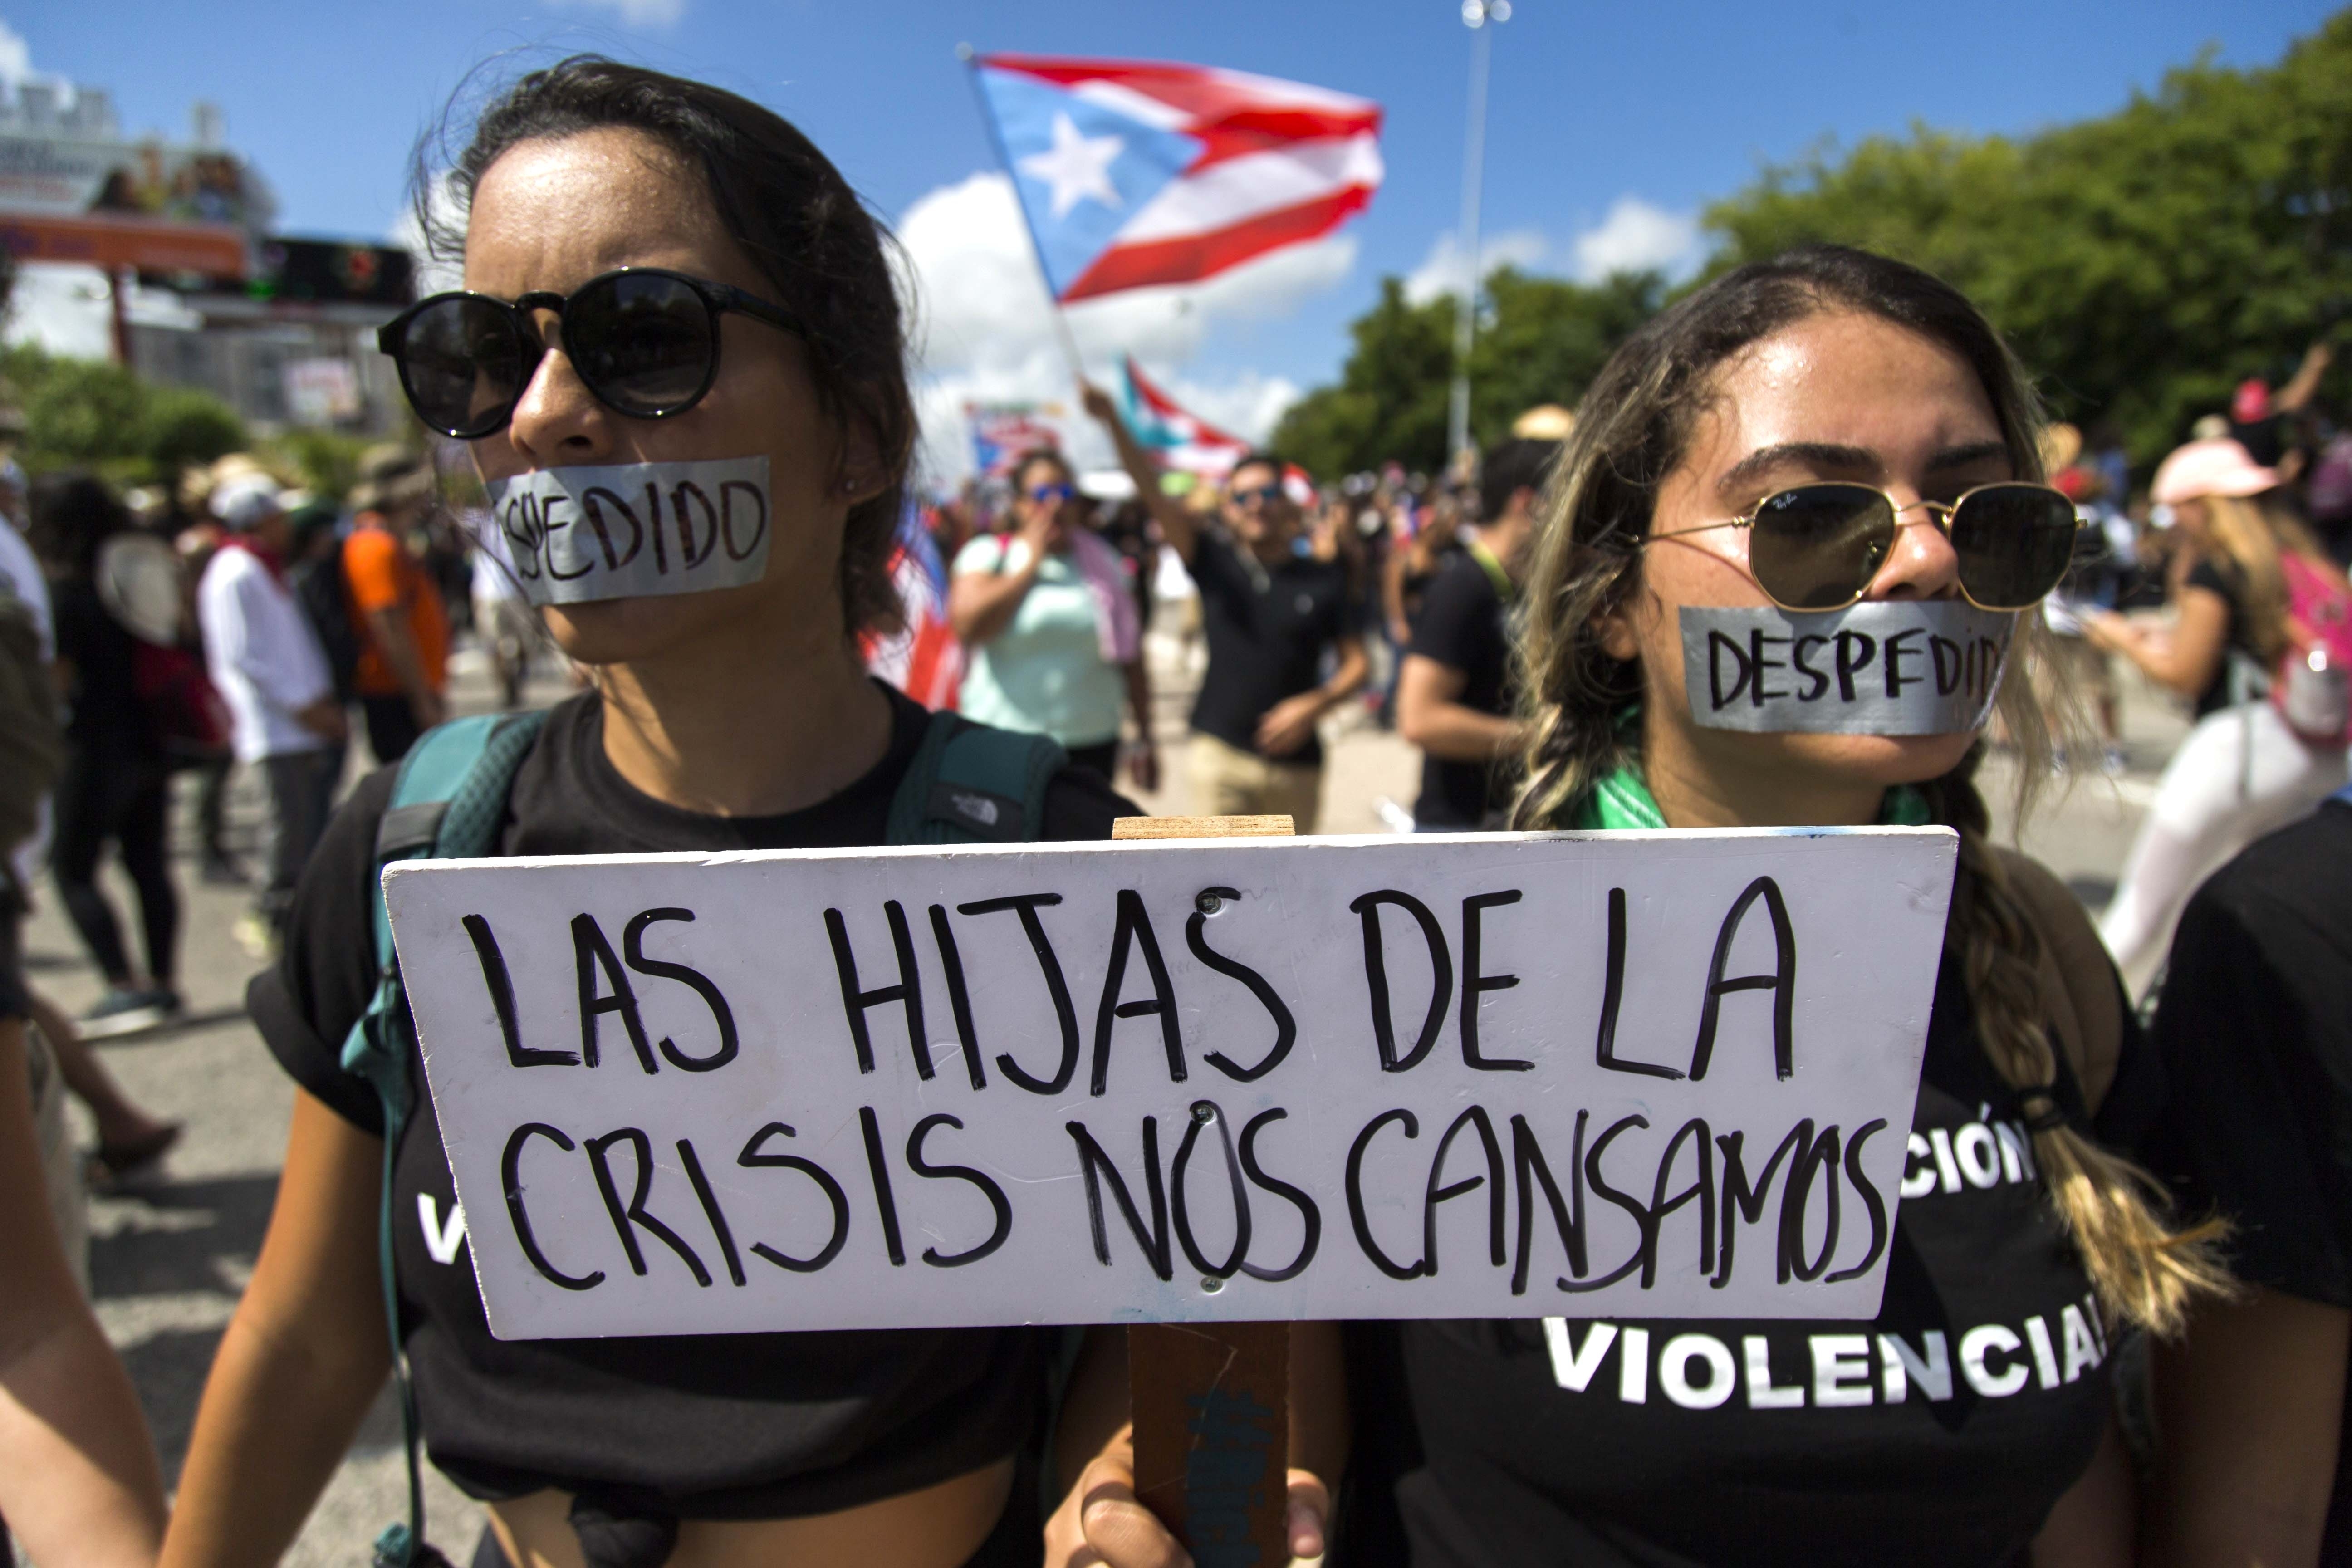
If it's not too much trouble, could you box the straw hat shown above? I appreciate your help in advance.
[350,444,435,513]
[2038,422,2083,474]
[1512,404,1575,441]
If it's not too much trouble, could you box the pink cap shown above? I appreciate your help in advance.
[2151,438,2279,506]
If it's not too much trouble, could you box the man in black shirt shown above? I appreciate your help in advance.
[2145,784,2352,1563]
[1085,385,1366,830]
[1396,436,1556,830]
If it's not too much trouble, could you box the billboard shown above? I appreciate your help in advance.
[0,84,271,280]
[0,127,269,230]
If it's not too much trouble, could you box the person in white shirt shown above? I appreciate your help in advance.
[196,476,346,937]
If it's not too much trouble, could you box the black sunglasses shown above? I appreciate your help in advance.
[1649,481,2082,612]
[376,267,805,440]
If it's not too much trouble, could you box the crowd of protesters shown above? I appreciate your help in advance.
[5,51,2352,1568]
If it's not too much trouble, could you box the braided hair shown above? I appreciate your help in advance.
[1511,245,2230,1335]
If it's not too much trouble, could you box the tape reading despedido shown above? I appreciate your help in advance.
[1680,602,2016,735]
[486,456,771,606]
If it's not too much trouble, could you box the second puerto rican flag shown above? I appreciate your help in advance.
[975,52,1385,304]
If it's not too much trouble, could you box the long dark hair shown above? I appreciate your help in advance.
[28,472,130,582]
[415,56,915,638]
[1513,244,2230,1335]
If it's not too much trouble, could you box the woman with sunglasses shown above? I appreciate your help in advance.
[948,449,1157,791]
[162,58,1127,1568]
[1054,246,2232,1568]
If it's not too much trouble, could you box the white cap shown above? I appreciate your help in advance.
[211,473,284,531]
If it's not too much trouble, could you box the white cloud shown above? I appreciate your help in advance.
[387,172,466,295]
[897,170,1346,484]
[0,20,34,88]
[549,0,685,28]
[1402,228,1548,306]
[1570,196,1701,283]
[1398,200,1701,309]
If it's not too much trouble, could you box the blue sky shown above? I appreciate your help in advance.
[5,0,2339,469]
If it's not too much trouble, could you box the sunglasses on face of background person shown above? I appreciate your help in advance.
[376,267,806,440]
[1646,481,2082,612]
[1027,482,1075,505]
[1230,484,1288,510]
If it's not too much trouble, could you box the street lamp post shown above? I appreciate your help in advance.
[1447,0,1509,470]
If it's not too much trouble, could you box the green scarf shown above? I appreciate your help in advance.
[1574,759,1931,831]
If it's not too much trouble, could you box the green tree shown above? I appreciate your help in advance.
[1703,11,2352,465]
[1274,277,1455,477]
[1274,269,1664,476]
[266,426,377,501]
[142,386,247,475]
[0,344,247,488]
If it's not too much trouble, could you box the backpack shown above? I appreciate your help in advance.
[0,578,62,865]
[340,706,1068,1568]
[129,642,233,765]
[2272,552,2352,745]
[95,532,232,767]
[293,537,363,703]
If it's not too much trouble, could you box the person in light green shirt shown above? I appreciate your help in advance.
[949,450,1157,789]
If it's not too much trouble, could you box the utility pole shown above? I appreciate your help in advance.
[1446,0,1509,470]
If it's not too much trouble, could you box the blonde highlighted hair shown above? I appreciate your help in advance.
[2193,492,2347,663]
[1510,245,2230,1336]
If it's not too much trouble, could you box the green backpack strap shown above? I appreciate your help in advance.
[335,707,547,1568]
[886,710,1067,845]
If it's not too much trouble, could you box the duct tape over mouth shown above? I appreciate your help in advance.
[1680,601,2018,735]
[486,456,771,606]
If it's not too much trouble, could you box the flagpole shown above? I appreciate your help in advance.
[957,43,1088,384]
[1446,0,1509,468]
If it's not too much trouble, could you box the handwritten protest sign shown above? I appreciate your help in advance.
[383,828,1957,1340]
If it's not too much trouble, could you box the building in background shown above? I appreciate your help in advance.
[0,74,413,436]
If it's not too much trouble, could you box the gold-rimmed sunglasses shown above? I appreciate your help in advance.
[1646,480,2083,612]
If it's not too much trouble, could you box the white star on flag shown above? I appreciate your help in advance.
[1017,111,1124,219]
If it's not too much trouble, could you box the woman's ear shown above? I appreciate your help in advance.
[1594,599,1643,663]
[834,421,890,503]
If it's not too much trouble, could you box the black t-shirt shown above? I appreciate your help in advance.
[2146,795,2352,1558]
[1408,551,1514,829]
[2232,414,2289,470]
[1353,953,2155,1568]
[248,684,1133,1518]
[52,578,155,760]
[2184,559,2255,718]
[1187,533,1355,766]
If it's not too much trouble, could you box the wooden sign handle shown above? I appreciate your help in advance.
[1112,813,1293,1565]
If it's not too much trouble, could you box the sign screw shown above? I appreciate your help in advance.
[1194,890,1223,916]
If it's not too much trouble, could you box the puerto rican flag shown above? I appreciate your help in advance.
[1121,355,1250,477]
[974,53,1383,303]
[966,401,1062,480]
[863,501,964,710]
